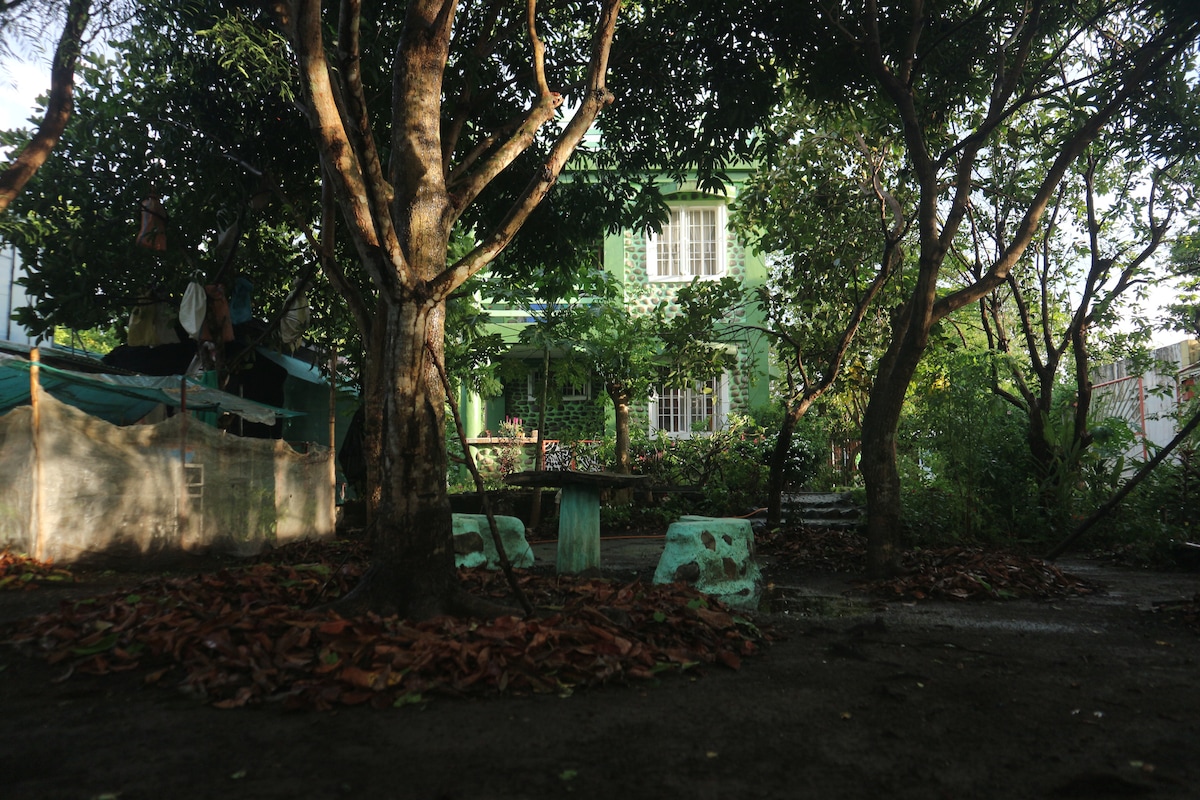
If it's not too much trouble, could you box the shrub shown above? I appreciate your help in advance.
[626,414,770,516]
[748,403,833,490]
[1084,445,1200,565]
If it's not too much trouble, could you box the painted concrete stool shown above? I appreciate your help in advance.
[452,513,534,570]
[505,470,648,575]
[652,515,762,608]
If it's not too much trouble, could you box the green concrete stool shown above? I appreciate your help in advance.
[653,515,762,607]
[452,513,534,569]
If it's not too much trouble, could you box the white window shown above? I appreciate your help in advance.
[527,372,591,402]
[650,374,728,438]
[647,205,726,280]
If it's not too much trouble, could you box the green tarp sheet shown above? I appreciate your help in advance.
[0,352,301,426]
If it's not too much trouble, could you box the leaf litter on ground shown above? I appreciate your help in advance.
[3,538,768,710]
[0,549,76,591]
[859,547,1097,601]
[756,526,1096,601]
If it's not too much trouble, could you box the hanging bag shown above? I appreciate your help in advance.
[179,280,207,339]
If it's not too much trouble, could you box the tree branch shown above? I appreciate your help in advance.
[933,21,1198,321]
[428,341,533,617]
[274,0,405,299]
[1045,407,1200,560]
[431,0,622,298]
[0,0,89,213]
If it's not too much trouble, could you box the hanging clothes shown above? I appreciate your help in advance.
[137,194,168,251]
[203,284,236,343]
[127,293,158,346]
[280,289,311,351]
[129,288,182,346]
[230,277,254,326]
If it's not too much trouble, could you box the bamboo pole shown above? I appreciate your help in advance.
[30,348,44,561]
[328,349,338,535]
[178,377,189,537]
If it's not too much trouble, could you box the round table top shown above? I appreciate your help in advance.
[503,470,650,489]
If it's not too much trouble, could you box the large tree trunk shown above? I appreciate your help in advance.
[859,394,904,578]
[860,305,930,578]
[341,296,459,618]
[1025,405,1069,522]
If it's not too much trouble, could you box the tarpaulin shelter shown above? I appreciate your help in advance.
[0,351,301,426]
[0,349,335,565]
[98,341,359,449]
[253,347,359,449]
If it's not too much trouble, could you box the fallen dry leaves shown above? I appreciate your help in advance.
[0,549,75,591]
[3,540,766,710]
[859,547,1097,601]
[757,527,1094,601]
[756,526,867,573]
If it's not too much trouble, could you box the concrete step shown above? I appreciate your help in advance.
[781,491,863,529]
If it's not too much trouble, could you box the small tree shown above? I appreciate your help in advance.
[732,99,906,525]
[977,136,1191,525]
[580,300,659,474]
[580,281,739,475]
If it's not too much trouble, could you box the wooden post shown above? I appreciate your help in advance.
[29,348,44,561]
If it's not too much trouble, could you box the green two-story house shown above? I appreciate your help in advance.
[459,167,771,459]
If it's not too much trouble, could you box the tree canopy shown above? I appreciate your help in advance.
[773,0,1200,575]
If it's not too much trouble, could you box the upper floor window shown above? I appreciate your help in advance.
[647,205,726,280]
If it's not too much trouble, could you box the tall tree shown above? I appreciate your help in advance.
[260,0,626,617]
[9,0,791,614]
[263,0,804,614]
[794,1,1200,576]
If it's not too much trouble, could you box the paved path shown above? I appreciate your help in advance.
[529,535,666,575]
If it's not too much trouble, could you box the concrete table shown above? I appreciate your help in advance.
[505,470,648,575]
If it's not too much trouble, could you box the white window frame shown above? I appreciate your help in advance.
[649,373,730,438]
[646,204,727,281]
[527,372,591,402]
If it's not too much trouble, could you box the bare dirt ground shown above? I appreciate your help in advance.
[2,535,1199,800]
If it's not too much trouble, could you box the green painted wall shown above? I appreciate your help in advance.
[469,170,771,441]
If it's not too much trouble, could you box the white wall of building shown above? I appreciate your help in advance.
[0,245,37,347]
[1093,339,1199,461]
